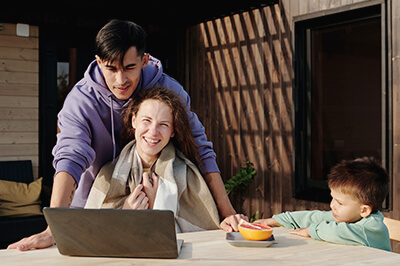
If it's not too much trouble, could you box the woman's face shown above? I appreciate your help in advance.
[132,99,174,167]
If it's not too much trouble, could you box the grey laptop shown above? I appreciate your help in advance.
[43,207,183,259]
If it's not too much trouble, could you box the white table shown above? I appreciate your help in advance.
[2,228,400,265]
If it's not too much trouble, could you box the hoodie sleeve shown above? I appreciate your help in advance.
[158,75,220,174]
[52,90,96,185]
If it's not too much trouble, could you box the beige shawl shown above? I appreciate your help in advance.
[85,140,220,232]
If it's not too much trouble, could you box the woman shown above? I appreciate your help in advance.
[85,87,245,232]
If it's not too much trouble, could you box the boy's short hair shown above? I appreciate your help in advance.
[95,19,147,66]
[327,157,389,213]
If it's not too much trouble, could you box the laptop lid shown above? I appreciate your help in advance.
[43,207,183,259]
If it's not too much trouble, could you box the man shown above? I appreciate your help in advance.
[9,19,244,251]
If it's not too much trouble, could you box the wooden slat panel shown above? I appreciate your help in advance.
[0,23,39,178]
[0,144,38,156]
[0,47,38,61]
[0,107,38,120]
[0,59,39,72]
[0,71,38,84]
[0,132,38,144]
[0,95,38,108]
[0,35,38,49]
[0,120,38,132]
[0,83,38,96]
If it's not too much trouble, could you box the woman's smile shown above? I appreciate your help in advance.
[143,136,161,145]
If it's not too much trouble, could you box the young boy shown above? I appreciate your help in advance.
[256,157,391,251]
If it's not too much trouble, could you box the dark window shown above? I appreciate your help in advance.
[293,3,391,205]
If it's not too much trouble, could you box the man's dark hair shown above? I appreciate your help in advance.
[95,19,147,65]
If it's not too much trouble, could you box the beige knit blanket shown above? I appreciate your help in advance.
[85,140,220,232]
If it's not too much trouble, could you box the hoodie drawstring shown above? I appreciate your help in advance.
[110,97,116,164]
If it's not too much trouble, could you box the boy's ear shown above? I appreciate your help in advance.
[360,205,372,218]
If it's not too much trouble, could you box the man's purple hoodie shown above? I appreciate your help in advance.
[53,56,218,208]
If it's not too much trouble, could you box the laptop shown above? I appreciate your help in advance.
[43,207,183,259]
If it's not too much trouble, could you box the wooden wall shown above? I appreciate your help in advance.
[183,0,399,220]
[0,23,39,178]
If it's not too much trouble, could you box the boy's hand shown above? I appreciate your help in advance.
[289,227,310,238]
[253,218,282,227]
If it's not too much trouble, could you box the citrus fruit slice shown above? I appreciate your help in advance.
[238,220,273,241]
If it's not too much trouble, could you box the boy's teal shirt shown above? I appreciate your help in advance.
[273,210,391,252]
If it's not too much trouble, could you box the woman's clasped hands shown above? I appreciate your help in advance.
[122,172,159,210]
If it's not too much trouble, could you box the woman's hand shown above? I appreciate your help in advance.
[142,172,159,209]
[220,214,248,232]
[122,184,149,209]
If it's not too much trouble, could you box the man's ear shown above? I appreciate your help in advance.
[360,205,372,218]
[141,53,150,69]
[95,55,103,69]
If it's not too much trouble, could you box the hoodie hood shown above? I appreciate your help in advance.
[82,55,164,163]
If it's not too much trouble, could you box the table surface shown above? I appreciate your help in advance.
[1,227,400,265]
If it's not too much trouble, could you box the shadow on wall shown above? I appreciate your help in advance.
[186,3,293,218]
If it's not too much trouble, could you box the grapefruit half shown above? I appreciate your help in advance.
[238,220,273,241]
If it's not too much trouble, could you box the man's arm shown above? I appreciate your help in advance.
[203,172,236,217]
[7,172,77,251]
[204,172,250,232]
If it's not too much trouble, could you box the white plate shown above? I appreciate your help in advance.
[226,232,275,247]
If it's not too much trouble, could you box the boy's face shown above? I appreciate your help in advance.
[330,189,371,223]
[96,46,149,100]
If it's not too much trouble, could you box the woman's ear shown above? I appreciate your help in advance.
[131,115,136,129]
[360,205,372,218]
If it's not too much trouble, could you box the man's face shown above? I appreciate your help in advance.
[96,46,149,100]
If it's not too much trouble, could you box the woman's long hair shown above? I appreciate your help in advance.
[121,86,200,167]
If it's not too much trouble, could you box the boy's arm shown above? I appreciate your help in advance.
[308,221,368,246]
[273,210,334,229]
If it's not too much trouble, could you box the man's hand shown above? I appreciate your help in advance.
[7,227,54,251]
[289,227,311,238]
[7,171,76,251]
[220,214,248,232]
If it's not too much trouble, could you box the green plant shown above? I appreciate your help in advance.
[225,161,256,196]
[249,211,259,223]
